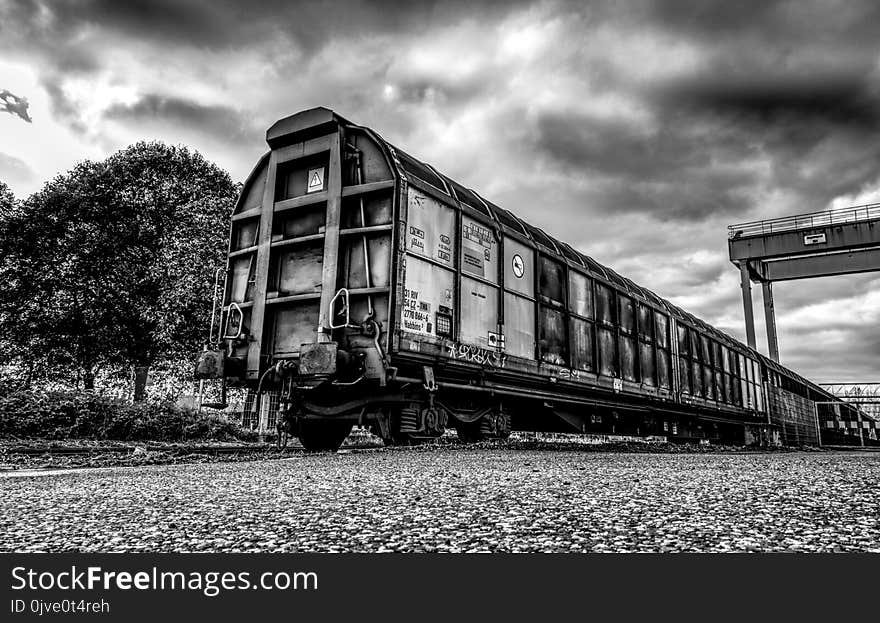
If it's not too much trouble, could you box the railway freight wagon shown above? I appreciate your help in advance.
[196,107,865,450]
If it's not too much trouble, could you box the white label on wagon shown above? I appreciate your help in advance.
[462,216,497,281]
[803,233,826,245]
[487,331,506,349]
[402,256,454,336]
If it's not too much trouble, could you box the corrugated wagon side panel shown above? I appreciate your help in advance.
[503,292,535,359]
[402,255,455,339]
[503,237,537,360]
[405,188,455,267]
[460,277,499,348]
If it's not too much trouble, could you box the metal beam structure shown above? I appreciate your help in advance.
[739,262,757,349]
[761,281,778,362]
[761,247,880,281]
[728,203,880,362]
[819,383,880,422]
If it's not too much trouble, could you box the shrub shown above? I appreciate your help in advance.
[0,388,255,442]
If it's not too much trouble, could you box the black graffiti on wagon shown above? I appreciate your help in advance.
[555,367,581,379]
[443,341,508,368]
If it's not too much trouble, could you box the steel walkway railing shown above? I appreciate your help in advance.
[729,202,880,239]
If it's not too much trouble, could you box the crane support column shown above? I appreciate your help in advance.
[762,281,779,362]
[740,262,757,349]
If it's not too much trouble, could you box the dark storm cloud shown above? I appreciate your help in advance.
[534,112,703,178]
[393,76,493,108]
[644,0,786,33]
[502,1,880,227]
[676,255,728,288]
[529,110,760,221]
[60,0,243,48]
[529,80,880,224]
[648,71,880,214]
[773,274,879,313]
[0,0,529,133]
[584,180,752,223]
[664,75,880,132]
[782,321,880,382]
[0,2,102,72]
[646,0,880,44]
[685,288,742,322]
[104,95,257,142]
[38,81,88,134]
[639,2,880,222]
[1,0,527,54]
[658,71,880,186]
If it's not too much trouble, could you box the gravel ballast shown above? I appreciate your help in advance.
[2,448,878,552]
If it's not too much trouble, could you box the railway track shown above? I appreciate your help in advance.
[1,442,386,456]
[0,440,391,473]
[4,444,259,456]
[0,430,791,458]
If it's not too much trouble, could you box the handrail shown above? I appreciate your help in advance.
[728,202,880,239]
[208,267,225,346]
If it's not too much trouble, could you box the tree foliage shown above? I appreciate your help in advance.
[0,180,26,385]
[0,143,237,396]
[0,180,15,214]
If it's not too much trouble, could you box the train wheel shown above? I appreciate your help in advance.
[370,408,418,447]
[297,420,354,452]
[369,424,412,447]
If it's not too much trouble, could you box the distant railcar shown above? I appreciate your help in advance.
[195,108,876,450]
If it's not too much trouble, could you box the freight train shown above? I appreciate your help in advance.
[195,108,877,450]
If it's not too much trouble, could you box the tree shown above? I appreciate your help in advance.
[0,143,237,398]
[0,181,31,388]
[0,180,15,213]
[2,163,121,390]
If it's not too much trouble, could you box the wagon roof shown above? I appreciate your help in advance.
[265,108,764,359]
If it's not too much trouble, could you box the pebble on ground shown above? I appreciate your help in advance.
[2,448,878,552]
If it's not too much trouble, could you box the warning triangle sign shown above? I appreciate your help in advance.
[307,167,325,192]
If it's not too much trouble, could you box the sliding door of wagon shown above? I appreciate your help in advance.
[618,293,637,382]
[635,304,672,389]
[637,304,657,386]
[654,312,671,389]
[595,283,617,378]
[503,238,536,360]
[568,271,595,373]
[459,216,501,349]
[538,255,569,366]
[402,188,455,342]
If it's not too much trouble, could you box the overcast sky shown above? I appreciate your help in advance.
[1,0,879,382]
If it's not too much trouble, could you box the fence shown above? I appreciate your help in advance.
[766,385,819,446]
